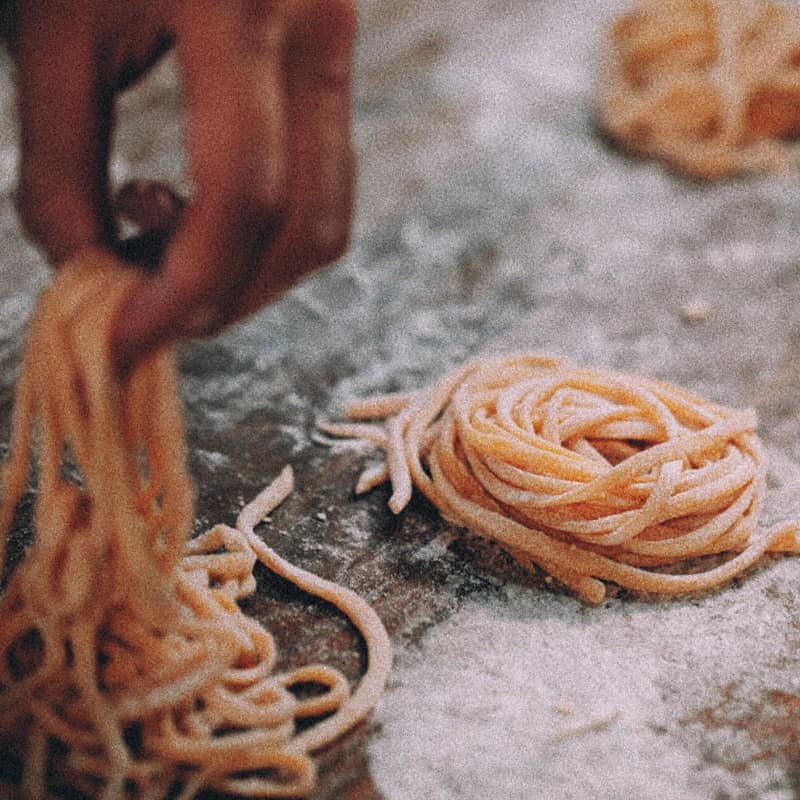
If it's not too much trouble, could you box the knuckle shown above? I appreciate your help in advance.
[250,184,289,222]
[308,212,351,264]
[237,190,288,241]
[204,141,289,230]
[173,275,233,338]
[181,302,229,338]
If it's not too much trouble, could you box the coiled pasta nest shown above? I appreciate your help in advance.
[323,353,800,604]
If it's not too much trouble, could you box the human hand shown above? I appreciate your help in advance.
[12,0,356,374]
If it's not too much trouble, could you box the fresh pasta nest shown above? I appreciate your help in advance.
[322,353,800,604]
[0,250,390,800]
[599,0,800,178]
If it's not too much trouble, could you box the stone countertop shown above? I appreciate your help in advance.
[3,1,800,798]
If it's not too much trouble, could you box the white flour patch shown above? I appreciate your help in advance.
[369,562,800,800]
[335,508,378,545]
[194,449,231,471]
[406,530,458,564]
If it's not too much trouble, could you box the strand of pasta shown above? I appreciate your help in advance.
[598,0,800,178]
[323,352,800,605]
[0,248,391,799]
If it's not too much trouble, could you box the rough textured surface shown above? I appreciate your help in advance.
[3,1,800,798]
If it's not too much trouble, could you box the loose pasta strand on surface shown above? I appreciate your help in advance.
[0,248,391,799]
[324,352,800,604]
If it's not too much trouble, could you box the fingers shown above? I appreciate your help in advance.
[238,0,357,317]
[14,1,115,263]
[13,1,175,265]
[112,0,357,373]
[112,1,293,373]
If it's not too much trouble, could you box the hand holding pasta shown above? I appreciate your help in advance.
[11,0,356,373]
[0,250,391,799]
[599,0,800,178]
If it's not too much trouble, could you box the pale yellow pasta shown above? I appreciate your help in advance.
[0,249,392,799]
[599,0,800,178]
[325,353,800,604]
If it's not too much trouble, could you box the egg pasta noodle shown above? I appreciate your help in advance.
[0,250,391,799]
[599,0,800,178]
[322,353,800,605]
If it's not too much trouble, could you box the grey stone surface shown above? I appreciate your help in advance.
[3,1,800,798]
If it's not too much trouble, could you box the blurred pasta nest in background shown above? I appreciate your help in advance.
[599,0,800,178]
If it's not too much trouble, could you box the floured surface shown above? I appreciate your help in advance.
[368,444,800,800]
[2,1,800,798]
[370,560,800,800]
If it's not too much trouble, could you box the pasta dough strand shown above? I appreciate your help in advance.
[0,249,391,799]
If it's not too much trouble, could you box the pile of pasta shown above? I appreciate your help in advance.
[0,250,391,799]
[322,353,800,604]
[598,0,800,178]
